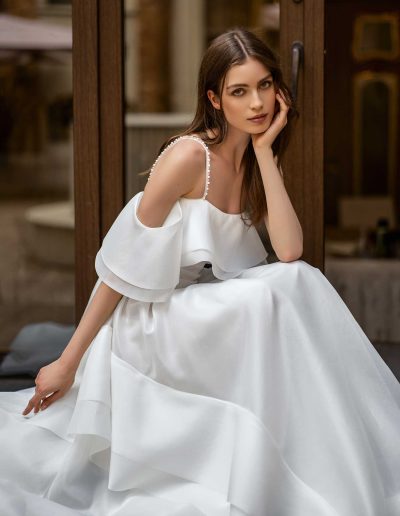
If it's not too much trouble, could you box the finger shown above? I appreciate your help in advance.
[277,96,289,112]
[278,88,286,98]
[276,91,289,110]
[275,100,289,123]
[41,390,62,410]
[27,389,46,415]
[22,392,41,415]
[35,386,50,399]
[33,394,43,414]
[22,398,35,415]
[271,105,287,125]
[275,95,287,115]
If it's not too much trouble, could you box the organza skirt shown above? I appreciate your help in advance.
[0,260,399,515]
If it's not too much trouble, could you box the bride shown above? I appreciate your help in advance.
[0,27,399,516]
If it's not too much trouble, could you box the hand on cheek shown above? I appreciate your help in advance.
[251,89,289,150]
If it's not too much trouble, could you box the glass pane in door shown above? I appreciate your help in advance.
[324,0,400,373]
[123,0,280,201]
[0,1,75,389]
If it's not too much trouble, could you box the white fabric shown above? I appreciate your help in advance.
[0,193,400,516]
[95,191,268,301]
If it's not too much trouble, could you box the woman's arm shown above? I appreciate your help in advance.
[255,147,303,262]
[23,138,206,415]
[252,89,303,262]
[22,282,123,415]
[59,282,122,371]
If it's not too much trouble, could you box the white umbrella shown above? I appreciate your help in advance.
[0,14,72,51]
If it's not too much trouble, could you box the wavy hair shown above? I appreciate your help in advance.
[140,27,299,227]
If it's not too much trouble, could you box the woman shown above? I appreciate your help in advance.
[1,28,399,516]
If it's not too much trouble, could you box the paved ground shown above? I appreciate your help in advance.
[0,197,75,353]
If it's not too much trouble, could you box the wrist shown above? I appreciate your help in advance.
[253,142,272,152]
[254,144,273,156]
[59,351,80,373]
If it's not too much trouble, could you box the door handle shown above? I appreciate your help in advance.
[291,41,304,102]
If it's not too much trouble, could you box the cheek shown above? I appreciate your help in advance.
[222,97,243,118]
[263,89,277,108]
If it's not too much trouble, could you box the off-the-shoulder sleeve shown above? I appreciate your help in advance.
[95,192,183,302]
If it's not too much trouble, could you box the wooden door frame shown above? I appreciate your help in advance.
[280,0,325,271]
[72,0,324,321]
[72,0,125,322]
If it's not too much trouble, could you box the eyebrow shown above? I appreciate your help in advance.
[226,73,273,90]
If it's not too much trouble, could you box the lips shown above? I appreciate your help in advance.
[248,113,267,121]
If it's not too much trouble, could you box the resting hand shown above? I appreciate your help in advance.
[22,358,76,415]
[251,89,289,151]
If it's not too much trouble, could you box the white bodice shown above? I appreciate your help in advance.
[95,191,268,302]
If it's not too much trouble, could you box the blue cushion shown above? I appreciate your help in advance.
[0,322,75,377]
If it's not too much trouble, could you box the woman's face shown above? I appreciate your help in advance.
[208,57,277,134]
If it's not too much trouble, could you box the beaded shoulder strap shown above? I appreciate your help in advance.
[147,135,211,200]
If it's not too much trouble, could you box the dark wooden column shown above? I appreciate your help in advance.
[280,0,325,271]
[72,0,125,321]
[138,0,171,111]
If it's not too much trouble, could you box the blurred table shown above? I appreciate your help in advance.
[324,257,400,343]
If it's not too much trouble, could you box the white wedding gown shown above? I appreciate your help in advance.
[0,135,399,516]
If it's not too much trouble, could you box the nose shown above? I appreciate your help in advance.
[250,90,263,110]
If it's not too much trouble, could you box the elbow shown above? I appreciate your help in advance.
[277,244,303,263]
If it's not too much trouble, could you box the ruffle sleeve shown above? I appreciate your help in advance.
[95,191,183,302]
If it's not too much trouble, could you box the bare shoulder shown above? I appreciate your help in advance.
[150,137,206,187]
[137,137,206,228]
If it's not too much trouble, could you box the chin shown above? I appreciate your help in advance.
[245,120,271,132]
[249,126,269,134]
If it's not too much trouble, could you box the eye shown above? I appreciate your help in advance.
[232,88,245,96]
[260,80,273,89]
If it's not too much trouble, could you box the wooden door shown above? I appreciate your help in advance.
[280,0,325,270]
[72,0,125,320]
[72,0,325,322]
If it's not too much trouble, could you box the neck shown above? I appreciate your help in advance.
[212,126,250,174]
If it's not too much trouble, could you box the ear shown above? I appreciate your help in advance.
[207,89,221,110]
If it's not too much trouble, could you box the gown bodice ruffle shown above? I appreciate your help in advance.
[95,191,268,302]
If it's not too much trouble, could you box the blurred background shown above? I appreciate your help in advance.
[0,0,399,389]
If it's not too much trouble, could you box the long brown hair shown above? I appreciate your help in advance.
[140,27,299,227]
